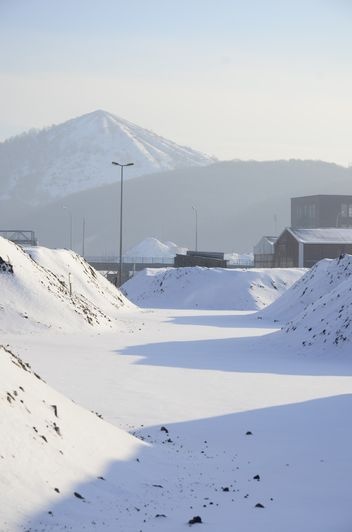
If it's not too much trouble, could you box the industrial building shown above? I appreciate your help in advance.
[291,195,352,229]
[274,227,352,268]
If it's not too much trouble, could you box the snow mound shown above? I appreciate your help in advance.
[0,110,216,205]
[263,254,352,349]
[262,254,352,322]
[0,237,133,332]
[125,237,187,259]
[0,344,147,531]
[122,267,305,310]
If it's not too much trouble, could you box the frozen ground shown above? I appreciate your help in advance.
[1,246,352,531]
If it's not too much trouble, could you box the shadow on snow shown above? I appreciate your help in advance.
[118,315,352,377]
[22,395,352,532]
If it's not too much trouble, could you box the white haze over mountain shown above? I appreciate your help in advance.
[0,110,215,205]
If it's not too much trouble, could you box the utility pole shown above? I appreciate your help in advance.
[112,161,134,286]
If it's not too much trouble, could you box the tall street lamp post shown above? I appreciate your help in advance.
[62,205,73,250]
[192,205,198,251]
[112,161,134,286]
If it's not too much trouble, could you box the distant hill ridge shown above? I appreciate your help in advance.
[2,158,352,254]
[0,110,216,205]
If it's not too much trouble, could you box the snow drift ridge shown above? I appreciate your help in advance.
[0,237,133,332]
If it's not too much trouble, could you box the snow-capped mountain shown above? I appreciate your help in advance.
[0,110,216,205]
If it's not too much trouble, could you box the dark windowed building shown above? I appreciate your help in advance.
[274,227,352,268]
[291,195,352,229]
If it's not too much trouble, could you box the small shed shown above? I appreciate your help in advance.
[274,227,352,268]
[253,236,277,267]
[174,251,228,268]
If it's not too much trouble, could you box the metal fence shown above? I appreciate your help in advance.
[0,230,37,246]
[86,256,174,265]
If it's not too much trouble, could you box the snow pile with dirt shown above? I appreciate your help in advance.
[125,237,187,260]
[122,266,305,310]
[262,254,352,349]
[0,237,133,332]
[0,344,150,532]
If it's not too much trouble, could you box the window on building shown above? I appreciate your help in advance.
[341,204,348,217]
[349,204,352,217]
[308,204,316,218]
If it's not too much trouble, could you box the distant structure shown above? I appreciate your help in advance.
[174,251,228,268]
[274,228,352,268]
[254,195,352,268]
[0,230,37,246]
[253,236,277,267]
[291,195,352,229]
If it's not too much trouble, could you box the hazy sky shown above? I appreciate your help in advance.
[1,0,351,164]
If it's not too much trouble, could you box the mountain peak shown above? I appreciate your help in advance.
[0,111,216,205]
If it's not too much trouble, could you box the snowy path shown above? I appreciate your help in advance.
[7,308,352,531]
[11,309,352,428]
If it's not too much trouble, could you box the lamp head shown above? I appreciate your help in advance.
[112,162,134,167]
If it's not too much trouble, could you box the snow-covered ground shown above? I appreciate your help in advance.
[1,243,352,531]
[122,266,305,309]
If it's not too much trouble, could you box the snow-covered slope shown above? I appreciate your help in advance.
[0,110,215,205]
[0,344,150,532]
[262,254,352,350]
[0,237,133,332]
[125,237,187,259]
[262,254,352,322]
[122,267,305,310]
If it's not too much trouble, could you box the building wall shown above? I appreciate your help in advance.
[302,243,352,268]
[291,196,320,228]
[273,230,352,268]
[253,237,276,255]
[254,254,275,268]
[291,195,352,228]
[274,230,299,267]
[320,196,352,227]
